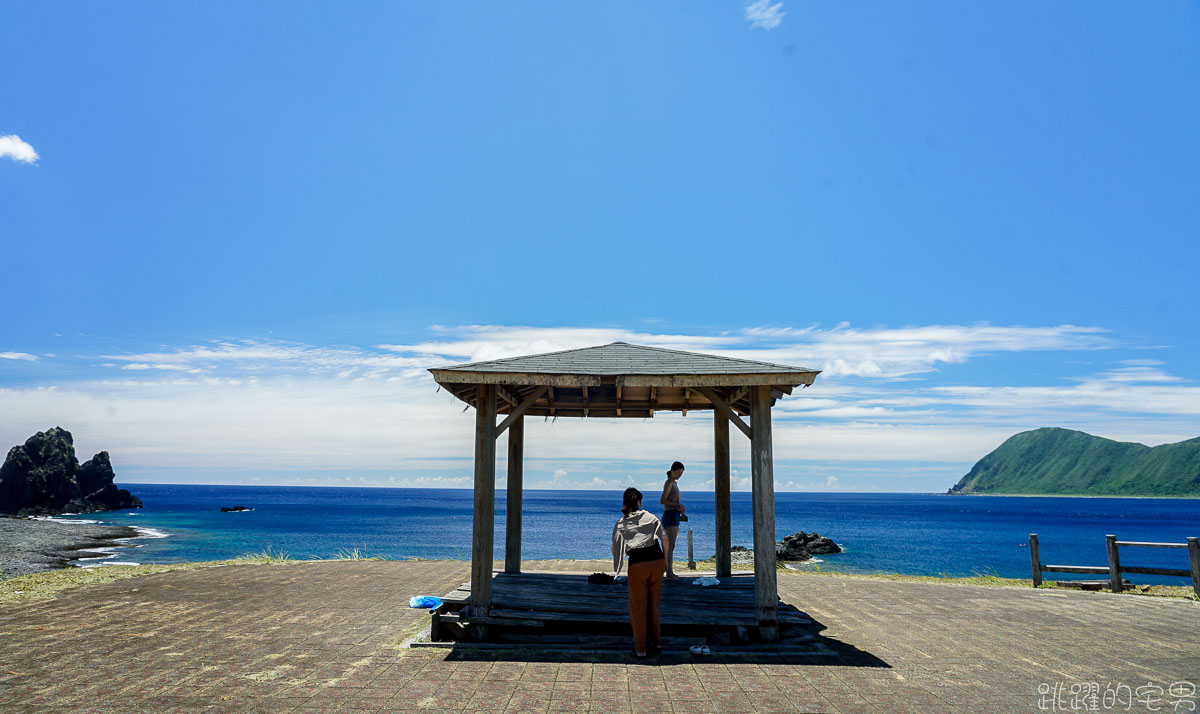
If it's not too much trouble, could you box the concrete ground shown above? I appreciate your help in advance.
[0,560,1197,713]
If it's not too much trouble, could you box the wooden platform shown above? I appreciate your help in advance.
[431,571,818,650]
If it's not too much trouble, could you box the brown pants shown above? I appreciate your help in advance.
[627,557,664,653]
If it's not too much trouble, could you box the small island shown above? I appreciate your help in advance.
[949,427,1200,497]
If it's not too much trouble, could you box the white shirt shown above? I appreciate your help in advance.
[611,509,667,575]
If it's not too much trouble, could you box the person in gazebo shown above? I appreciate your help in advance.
[659,461,686,580]
[612,487,668,658]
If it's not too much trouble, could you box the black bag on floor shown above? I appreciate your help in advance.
[588,572,617,585]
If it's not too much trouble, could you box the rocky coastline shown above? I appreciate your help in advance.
[0,516,142,580]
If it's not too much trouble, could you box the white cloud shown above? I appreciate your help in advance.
[1,323,1194,489]
[378,322,1112,381]
[745,0,785,30]
[0,135,38,164]
[734,323,1111,379]
[781,475,848,492]
[0,352,38,361]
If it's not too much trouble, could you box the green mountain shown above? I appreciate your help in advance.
[949,427,1200,496]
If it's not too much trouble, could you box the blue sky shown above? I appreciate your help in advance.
[2,2,1197,493]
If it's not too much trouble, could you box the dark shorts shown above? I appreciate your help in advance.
[662,509,681,528]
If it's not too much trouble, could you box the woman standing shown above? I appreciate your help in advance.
[659,461,685,580]
[612,487,668,658]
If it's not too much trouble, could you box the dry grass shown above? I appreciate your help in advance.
[779,564,1200,600]
[3,557,1194,608]
[0,561,245,606]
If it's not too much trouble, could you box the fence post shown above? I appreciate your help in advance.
[687,529,696,570]
[1029,534,1042,587]
[1187,537,1200,599]
[1106,534,1123,593]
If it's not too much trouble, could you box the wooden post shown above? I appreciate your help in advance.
[687,529,695,570]
[1106,534,1122,593]
[749,385,779,642]
[1029,534,1042,587]
[504,415,524,575]
[713,409,732,579]
[470,384,498,631]
[1188,537,1200,599]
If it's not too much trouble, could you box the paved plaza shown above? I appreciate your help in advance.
[1,560,1196,713]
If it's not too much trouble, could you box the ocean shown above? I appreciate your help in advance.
[56,484,1200,585]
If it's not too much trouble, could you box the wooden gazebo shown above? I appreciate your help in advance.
[429,342,820,642]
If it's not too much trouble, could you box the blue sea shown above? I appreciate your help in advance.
[58,484,1200,586]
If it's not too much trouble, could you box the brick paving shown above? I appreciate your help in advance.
[0,560,1197,713]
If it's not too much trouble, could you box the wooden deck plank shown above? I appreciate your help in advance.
[438,571,808,628]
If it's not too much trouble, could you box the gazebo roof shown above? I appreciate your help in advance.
[429,341,819,418]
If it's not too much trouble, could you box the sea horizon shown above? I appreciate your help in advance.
[44,483,1200,587]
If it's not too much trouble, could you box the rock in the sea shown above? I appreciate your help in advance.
[717,533,842,563]
[776,531,841,561]
[0,427,142,516]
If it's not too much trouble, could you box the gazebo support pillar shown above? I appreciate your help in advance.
[504,415,524,575]
[749,385,779,642]
[470,384,497,629]
[713,409,732,579]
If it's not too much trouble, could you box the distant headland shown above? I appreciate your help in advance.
[0,427,142,516]
[948,427,1200,497]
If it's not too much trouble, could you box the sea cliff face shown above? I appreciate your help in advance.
[0,427,142,515]
[949,427,1200,497]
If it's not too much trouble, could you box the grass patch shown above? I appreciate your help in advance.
[780,564,1199,600]
[233,545,296,564]
[311,547,386,561]
[0,544,393,606]
[0,561,244,606]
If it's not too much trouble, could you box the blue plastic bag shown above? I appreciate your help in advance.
[408,595,442,609]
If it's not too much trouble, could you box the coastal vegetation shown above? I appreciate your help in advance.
[3,559,1194,607]
[949,427,1200,496]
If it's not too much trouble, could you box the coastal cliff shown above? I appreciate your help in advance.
[949,427,1200,497]
[0,427,142,515]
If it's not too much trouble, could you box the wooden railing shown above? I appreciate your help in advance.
[1029,533,1200,597]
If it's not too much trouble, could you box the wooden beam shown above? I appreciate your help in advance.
[504,415,524,575]
[430,370,605,387]
[1114,540,1189,548]
[749,385,779,642]
[617,373,818,388]
[548,387,555,417]
[726,387,749,406]
[496,385,520,407]
[582,386,588,417]
[496,387,548,436]
[714,409,732,580]
[696,387,753,440]
[616,385,622,417]
[471,384,498,631]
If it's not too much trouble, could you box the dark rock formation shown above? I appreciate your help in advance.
[718,533,842,563]
[776,531,841,561]
[0,427,142,516]
[221,506,251,512]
